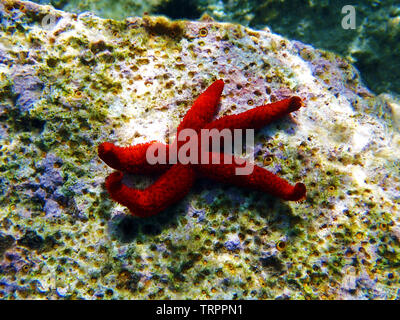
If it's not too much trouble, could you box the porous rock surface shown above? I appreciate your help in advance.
[0,0,399,299]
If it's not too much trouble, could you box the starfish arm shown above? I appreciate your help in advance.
[98,141,172,174]
[177,79,224,133]
[203,96,304,131]
[105,164,195,217]
[195,152,306,201]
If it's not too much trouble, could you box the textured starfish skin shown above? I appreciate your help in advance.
[203,96,303,131]
[98,141,172,174]
[196,152,306,201]
[99,80,306,217]
[105,164,195,217]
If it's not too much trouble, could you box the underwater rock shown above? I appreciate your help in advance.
[32,0,400,94]
[224,235,241,251]
[11,68,43,113]
[36,154,64,192]
[43,199,61,218]
[0,234,15,257]
[33,188,46,202]
[17,230,44,251]
[189,207,206,222]
[0,0,399,300]
[0,48,12,64]
[260,254,284,272]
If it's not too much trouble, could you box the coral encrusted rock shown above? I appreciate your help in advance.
[0,0,399,299]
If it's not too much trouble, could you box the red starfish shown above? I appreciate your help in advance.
[98,80,306,217]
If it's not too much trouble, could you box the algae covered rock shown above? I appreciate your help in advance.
[0,0,399,299]
[31,0,400,94]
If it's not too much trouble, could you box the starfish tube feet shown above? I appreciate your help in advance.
[105,164,195,217]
